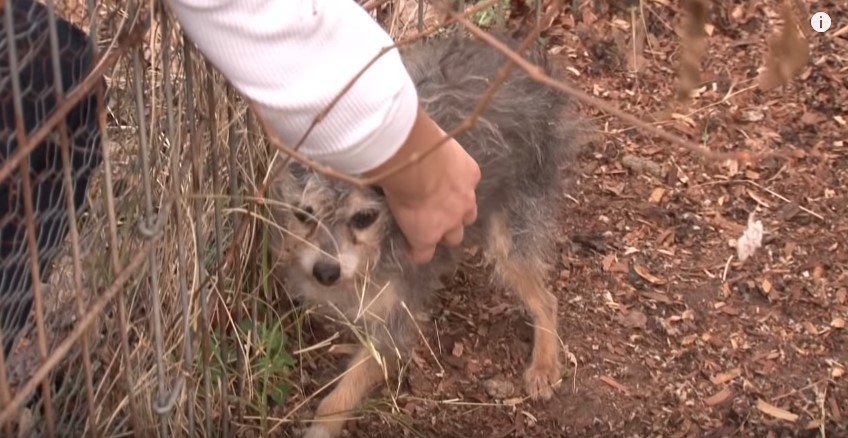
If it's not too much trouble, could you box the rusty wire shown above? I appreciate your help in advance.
[0,0,750,435]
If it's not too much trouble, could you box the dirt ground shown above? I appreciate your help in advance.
[287,2,848,437]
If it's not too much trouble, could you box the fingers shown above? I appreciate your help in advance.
[408,243,437,265]
[463,203,478,227]
[441,225,464,247]
[409,216,472,264]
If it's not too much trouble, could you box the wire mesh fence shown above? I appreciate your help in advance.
[0,0,263,434]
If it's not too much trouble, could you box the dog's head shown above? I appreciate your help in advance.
[267,161,391,287]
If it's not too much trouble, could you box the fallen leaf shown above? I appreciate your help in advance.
[756,399,799,422]
[737,213,764,262]
[633,265,668,285]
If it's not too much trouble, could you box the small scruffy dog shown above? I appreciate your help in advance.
[267,33,576,438]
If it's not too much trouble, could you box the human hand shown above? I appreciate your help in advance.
[365,107,481,264]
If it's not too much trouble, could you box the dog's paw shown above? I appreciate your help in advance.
[523,358,562,400]
[303,424,332,438]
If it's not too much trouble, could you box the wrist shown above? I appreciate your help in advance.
[364,106,455,203]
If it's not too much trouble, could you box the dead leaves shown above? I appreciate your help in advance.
[632,264,668,286]
[736,213,764,262]
[616,308,648,330]
[757,1,810,91]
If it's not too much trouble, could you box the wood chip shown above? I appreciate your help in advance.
[832,318,846,329]
[640,291,674,305]
[599,375,629,395]
[756,399,799,422]
[704,387,734,406]
[761,278,772,294]
[649,187,666,204]
[633,265,667,285]
[719,305,741,316]
[602,253,616,272]
[806,419,824,430]
[710,368,741,385]
[452,341,464,357]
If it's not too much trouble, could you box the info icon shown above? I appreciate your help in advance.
[811,12,832,33]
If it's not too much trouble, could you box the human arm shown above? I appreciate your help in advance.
[166,0,480,263]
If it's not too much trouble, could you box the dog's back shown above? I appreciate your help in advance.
[401,35,573,213]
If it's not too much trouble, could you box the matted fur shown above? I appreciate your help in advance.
[267,33,577,437]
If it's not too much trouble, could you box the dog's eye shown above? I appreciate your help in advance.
[349,209,379,230]
[294,206,314,223]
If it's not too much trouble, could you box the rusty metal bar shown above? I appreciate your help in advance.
[130,45,170,437]
[43,0,98,433]
[3,2,56,434]
[87,0,142,432]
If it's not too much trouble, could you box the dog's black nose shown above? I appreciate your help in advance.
[312,261,341,285]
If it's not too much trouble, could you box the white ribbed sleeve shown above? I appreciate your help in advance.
[166,0,419,174]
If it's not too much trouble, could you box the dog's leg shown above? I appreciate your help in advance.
[487,215,562,400]
[304,348,385,438]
